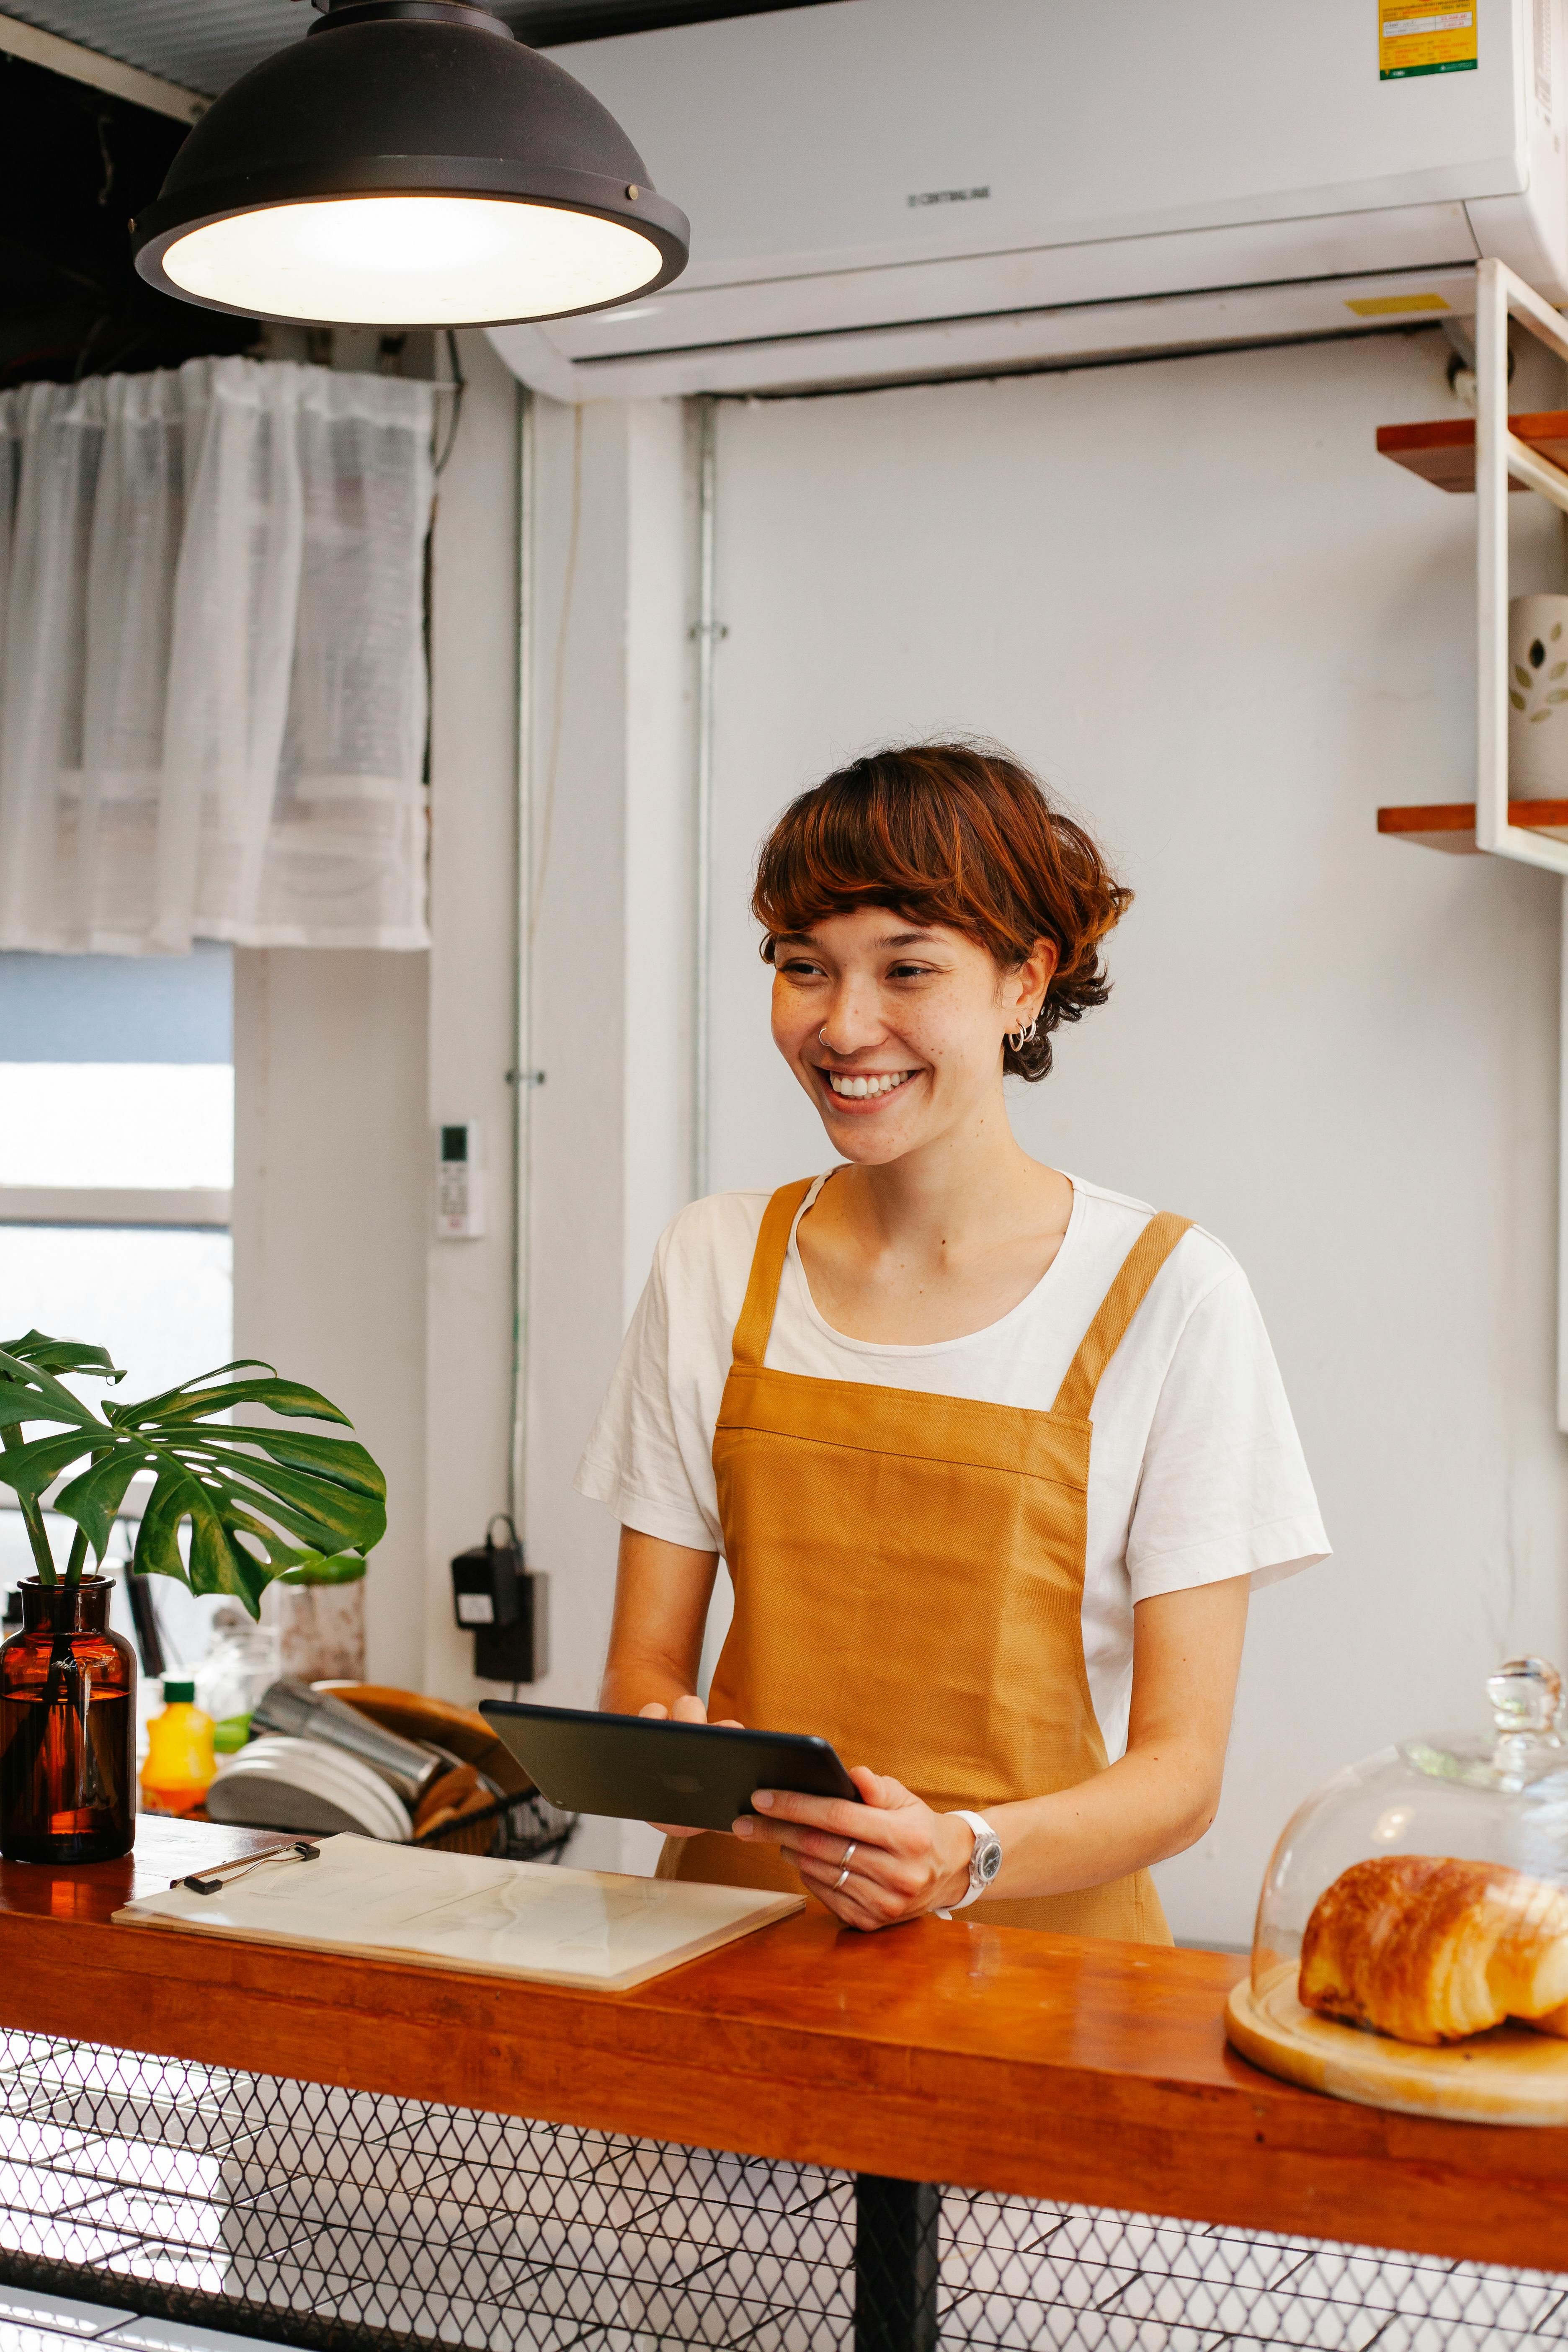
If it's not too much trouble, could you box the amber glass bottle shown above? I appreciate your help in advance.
[0,1578,136,1863]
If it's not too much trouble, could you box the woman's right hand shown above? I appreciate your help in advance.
[639,1693,743,1836]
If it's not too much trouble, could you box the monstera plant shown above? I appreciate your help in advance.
[0,1329,386,1610]
[0,1331,385,1866]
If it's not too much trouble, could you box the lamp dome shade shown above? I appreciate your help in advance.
[132,0,689,330]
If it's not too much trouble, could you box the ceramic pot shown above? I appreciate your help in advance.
[0,1578,136,1863]
[1509,596,1568,792]
[269,1576,366,1683]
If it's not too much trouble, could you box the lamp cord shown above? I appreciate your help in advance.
[433,327,466,476]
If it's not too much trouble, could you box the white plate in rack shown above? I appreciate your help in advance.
[206,1734,411,1841]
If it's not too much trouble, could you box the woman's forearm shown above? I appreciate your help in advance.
[981,1738,1222,1903]
[598,1527,720,1715]
[975,1577,1248,1905]
[598,1652,697,1714]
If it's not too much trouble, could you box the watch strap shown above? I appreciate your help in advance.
[935,1810,1000,1920]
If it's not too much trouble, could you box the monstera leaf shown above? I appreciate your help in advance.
[0,1331,127,1584]
[0,1330,385,1617]
[0,1332,125,1387]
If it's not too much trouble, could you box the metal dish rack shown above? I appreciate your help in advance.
[411,1785,576,1864]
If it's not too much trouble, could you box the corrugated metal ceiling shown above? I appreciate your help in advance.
[0,0,840,97]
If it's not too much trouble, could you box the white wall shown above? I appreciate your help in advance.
[233,944,429,1687]
[518,393,695,1867]
[695,326,1568,1947]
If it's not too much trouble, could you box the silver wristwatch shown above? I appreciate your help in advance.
[935,1810,1003,1918]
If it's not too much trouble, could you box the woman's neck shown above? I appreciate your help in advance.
[798,1097,1073,1345]
[837,1104,1055,1251]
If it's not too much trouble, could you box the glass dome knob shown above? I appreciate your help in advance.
[1487,1657,1564,1738]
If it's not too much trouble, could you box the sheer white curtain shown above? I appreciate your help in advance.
[0,357,434,954]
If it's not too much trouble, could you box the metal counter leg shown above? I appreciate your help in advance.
[853,2174,939,2352]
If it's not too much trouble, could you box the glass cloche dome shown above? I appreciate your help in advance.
[1260,1656,1568,1985]
[1251,1657,1568,2001]
[1231,1658,1568,2115]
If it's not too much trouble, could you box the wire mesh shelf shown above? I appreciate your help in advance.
[0,2030,1561,2352]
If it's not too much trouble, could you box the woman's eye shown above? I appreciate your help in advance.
[887,962,934,980]
[780,959,824,979]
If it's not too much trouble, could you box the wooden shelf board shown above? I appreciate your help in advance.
[1378,799,1568,852]
[1376,410,1568,492]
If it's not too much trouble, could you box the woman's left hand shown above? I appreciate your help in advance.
[735,1767,977,1930]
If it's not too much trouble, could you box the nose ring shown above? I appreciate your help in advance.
[819,1027,828,1046]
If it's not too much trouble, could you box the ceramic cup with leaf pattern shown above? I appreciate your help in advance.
[1508,596,1568,793]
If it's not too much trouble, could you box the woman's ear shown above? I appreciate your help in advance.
[1008,939,1059,1024]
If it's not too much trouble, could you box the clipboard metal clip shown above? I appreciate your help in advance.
[177,1840,320,1896]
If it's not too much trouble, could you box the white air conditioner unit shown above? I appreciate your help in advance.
[488,0,1566,402]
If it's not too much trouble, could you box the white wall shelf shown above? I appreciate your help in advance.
[1375,260,1568,877]
[1373,259,1568,1434]
[1376,799,1568,851]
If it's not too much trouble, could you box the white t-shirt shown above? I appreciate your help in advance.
[575,1172,1329,1758]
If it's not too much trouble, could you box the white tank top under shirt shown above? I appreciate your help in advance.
[575,1172,1329,1760]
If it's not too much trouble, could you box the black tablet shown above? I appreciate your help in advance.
[479,1700,859,1833]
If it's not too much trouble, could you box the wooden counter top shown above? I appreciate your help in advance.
[3,1820,1566,2275]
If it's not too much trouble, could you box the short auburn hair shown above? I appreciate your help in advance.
[752,743,1131,1081]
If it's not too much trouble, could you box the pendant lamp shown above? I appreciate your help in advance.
[132,0,689,330]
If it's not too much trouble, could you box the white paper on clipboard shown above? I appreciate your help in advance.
[114,1833,802,1992]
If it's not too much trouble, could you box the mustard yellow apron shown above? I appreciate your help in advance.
[661,1178,1191,1942]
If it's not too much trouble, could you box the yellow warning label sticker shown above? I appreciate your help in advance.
[1380,3,1477,77]
[1344,291,1452,314]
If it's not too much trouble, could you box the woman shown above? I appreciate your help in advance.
[578,744,1327,1940]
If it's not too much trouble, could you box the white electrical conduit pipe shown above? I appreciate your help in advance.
[692,395,723,1202]
[509,386,536,1534]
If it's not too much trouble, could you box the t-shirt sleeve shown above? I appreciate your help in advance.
[573,1220,723,1553]
[1125,1265,1328,1604]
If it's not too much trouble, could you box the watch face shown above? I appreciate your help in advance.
[975,1833,1003,1886]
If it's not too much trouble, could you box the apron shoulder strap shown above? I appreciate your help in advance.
[730,1178,818,1369]
[1051,1210,1193,1421]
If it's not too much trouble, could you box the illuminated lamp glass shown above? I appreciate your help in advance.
[132,0,689,330]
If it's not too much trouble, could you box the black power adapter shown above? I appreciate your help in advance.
[450,1516,548,1684]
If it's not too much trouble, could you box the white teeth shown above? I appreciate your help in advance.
[826,1070,913,1099]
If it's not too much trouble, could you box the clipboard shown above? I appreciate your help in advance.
[113,1832,803,1992]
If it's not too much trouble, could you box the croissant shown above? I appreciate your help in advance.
[1298,1855,1568,2046]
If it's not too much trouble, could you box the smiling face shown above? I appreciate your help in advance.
[770,908,1057,1166]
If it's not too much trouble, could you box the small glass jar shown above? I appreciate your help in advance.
[0,1578,136,1864]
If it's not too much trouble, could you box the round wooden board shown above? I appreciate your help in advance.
[1226,1961,1568,2127]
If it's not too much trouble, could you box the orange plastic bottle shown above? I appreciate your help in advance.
[139,1679,217,1817]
